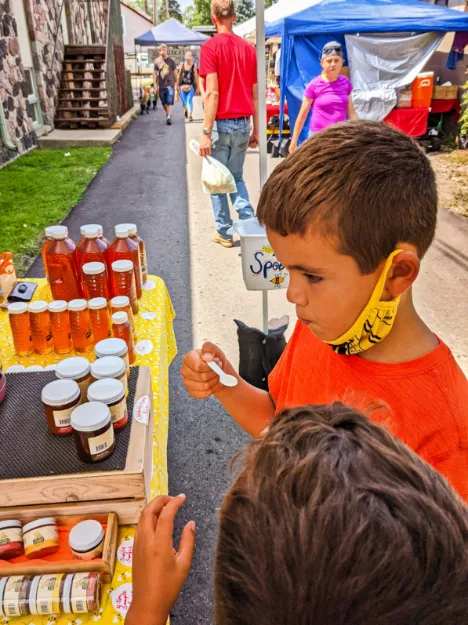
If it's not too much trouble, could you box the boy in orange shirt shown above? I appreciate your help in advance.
[181,120,468,500]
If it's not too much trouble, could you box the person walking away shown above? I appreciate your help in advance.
[154,44,178,126]
[199,0,259,249]
[179,50,199,122]
[290,41,358,153]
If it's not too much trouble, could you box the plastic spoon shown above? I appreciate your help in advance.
[207,361,239,388]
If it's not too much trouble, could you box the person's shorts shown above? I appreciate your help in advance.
[159,87,175,106]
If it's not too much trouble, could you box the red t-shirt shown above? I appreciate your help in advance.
[199,33,257,119]
[269,321,468,501]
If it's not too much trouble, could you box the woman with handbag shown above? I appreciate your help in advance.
[178,50,199,122]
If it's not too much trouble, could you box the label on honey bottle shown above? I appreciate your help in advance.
[36,574,63,615]
[52,406,75,430]
[89,426,115,458]
[3,576,30,616]
[110,398,128,425]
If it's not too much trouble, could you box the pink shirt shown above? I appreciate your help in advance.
[304,75,353,132]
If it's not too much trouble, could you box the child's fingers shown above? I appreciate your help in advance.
[139,495,172,532]
[201,342,222,363]
[181,350,212,374]
[177,521,196,575]
[155,494,187,545]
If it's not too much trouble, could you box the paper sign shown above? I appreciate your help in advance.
[141,312,157,320]
[117,538,134,567]
[134,395,150,425]
[135,339,153,356]
[112,583,133,615]
[142,280,156,291]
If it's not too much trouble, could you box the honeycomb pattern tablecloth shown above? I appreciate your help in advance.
[0,276,177,625]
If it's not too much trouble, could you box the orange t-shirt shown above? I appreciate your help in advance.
[269,321,468,501]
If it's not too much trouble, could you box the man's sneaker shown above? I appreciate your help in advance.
[166,116,172,126]
[212,232,234,248]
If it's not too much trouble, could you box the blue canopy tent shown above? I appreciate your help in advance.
[265,0,468,144]
[135,18,209,46]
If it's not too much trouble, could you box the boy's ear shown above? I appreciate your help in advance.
[385,250,420,298]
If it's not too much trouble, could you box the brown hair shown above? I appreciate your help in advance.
[257,121,438,274]
[211,0,235,19]
[215,403,468,625]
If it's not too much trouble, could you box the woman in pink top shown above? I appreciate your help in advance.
[290,42,358,153]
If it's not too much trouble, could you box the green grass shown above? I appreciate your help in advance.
[0,147,112,276]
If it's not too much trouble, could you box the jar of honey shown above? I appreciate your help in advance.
[41,379,81,435]
[0,575,31,617]
[88,297,111,343]
[95,337,129,369]
[48,300,73,354]
[55,357,92,402]
[42,225,65,280]
[117,223,148,285]
[69,520,104,561]
[80,223,109,245]
[46,226,82,302]
[68,299,94,352]
[0,520,24,559]
[61,571,101,614]
[110,295,137,342]
[23,518,60,559]
[8,302,33,356]
[71,402,115,463]
[82,262,109,300]
[111,312,135,364]
[28,301,53,355]
[109,225,143,299]
[28,573,63,614]
[90,356,128,395]
[88,378,128,430]
[111,260,138,314]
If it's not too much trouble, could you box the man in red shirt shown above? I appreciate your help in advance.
[199,0,259,248]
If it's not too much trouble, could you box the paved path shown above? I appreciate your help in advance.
[28,98,468,625]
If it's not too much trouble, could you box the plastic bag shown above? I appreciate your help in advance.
[189,139,237,195]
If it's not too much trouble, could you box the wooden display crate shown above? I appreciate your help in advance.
[0,513,118,583]
[0,366,154,526]
[433,85,459,100]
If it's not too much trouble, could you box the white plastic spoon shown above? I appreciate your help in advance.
[207,361,239,388]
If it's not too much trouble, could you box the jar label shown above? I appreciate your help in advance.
[77,376,91,400]
[119,372,129,394]
[37,573,63,615]
[89,426,115,457]
[71,572,95,613]
[24,524,59,555]
[52,405,75,429]
[3,576,29,616]
[0,526,22,546]
[110,398,128,425]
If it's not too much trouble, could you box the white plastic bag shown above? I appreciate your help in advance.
[189,139,237,195]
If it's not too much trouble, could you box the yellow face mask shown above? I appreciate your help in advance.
[325,250,402,356]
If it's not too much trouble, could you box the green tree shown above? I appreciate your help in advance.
[183,5,196,27]
[265,0,278,7]
[158,0,183,21]
[126,0,152,16]
[192,0,212,26]
[235,0,255,23]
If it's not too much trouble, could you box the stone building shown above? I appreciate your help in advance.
[0,0,128,167]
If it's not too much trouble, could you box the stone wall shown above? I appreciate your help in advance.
[67,0,107,46]
[0,0,37,166]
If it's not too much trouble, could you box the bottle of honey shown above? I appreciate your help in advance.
[42,225,64,280]
[111,260,138,314]
[80,224,110,246]
[68,299,94,353]
[117,223,148,286]
[46,226,82,301]
[112,312,135,364]
[28,301,54,355]
[109,225,143,299]
[76,225,110,294]
[8,302,33,356]
[111,295,137,342]
[48,300,73,354]
[88,297,112,343]
[82,262,110,300]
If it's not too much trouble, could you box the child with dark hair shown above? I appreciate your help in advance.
[126,403,468,625]
[181,120,468,500]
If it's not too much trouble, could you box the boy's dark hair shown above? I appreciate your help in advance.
[215,403,468,625]
[257,121,438,274]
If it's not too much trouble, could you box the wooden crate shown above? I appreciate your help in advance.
[0,366,154,525]
[0,513,117,582]
[433,85,459,100]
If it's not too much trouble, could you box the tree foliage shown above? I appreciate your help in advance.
[183,4,196,27]
[191,0,212,26]
[235,0,255,23]
[158,0,183,22]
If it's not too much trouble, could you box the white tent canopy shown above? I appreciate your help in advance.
[234,0,322,39]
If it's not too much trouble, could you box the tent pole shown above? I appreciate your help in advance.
[256,0,269,335]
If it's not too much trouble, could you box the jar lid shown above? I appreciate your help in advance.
[95,338,128,358]
[115,225,129,238]
[8,302,28,314]
[112,259,133,273]
[71,401,111,433]
[112,311,128,325]
[91,356,126,379]
[88,297,108,311]
[81,224,103,237]
[68,299,87,312]
[116,223,137,236]
[44,364,57,372]
[42,379,81,406]
[83,262,105,276]
[111,296,130,308]
[56,357,91,380]
[88,378,125,404]
[0,520,22,530]
[6,365,26,373]
[48,300,68,313]
[23,517,57,533]
[45,225,65,238]
[26,365,43,372]
[50,225,68,240]
[28,300,48,314]
[69,520,104,552]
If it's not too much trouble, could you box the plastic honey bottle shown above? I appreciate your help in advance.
[68,299,94,353]
[46,226,82,301]
[76,225,110,294]
[117,223,148,285]
[28,301,54,355]
[112,312,135,364]
[109,225,143,299]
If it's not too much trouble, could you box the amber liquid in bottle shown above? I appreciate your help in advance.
[49,310,73,354]
[70,309,94,352]
[41,238,52,279]
[112,320,136,364]
[76,237,110,293]
[109,236,143,299]
[83,267,110,300]
[30,310,54,355]
[111,267,138,314]
[89,307,112,343]
[47,238,82,301]
[129,233,148,285]
[9,312,33,356]
[111,300,137,342]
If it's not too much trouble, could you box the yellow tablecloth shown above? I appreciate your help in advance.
[0,276,177,625]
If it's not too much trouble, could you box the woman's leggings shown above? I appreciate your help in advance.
[180,87,194,113]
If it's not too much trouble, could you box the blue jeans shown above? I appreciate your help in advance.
[210,118,254,240]
[180,87,194,113]
[160,86,174,107]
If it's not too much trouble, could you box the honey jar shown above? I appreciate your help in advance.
[90,356,128,395]
[28,301,53,355]
[68,299,94,353]
[69,520,104,561]
[95,337,129,369]
[8,302,33,357]
[55,356,92,402]
[88,297,112,343]
[23,518,60,559]
[0,575,31,617]
[0,520,24,560]
[110,295,137,342]
[28,573,64,614]
[41,379,81,436]
[88,378,128,430]
[61,572,101,614]
[48,300,73,355]
[71,402,115,463]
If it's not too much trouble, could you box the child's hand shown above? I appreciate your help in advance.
[126,495,195,625]
[181,342,236,399]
